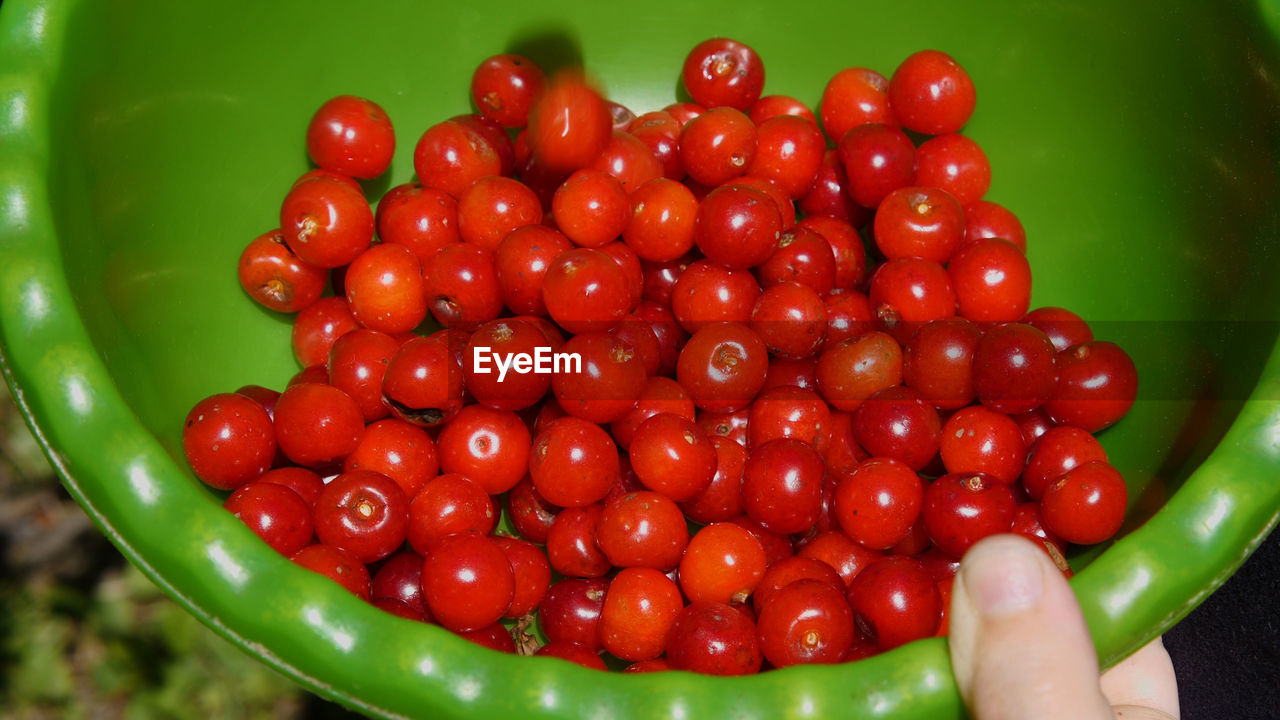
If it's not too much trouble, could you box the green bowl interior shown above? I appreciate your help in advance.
[4,0,1280,717]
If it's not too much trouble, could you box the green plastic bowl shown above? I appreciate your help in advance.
[4,0,1280,716]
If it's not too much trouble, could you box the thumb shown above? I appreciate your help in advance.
[948,534,1112,720]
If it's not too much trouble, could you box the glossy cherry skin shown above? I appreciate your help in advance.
[596,491,690,570]
[964,199,1027,253]
[868,258,957,344]
[280,175,374,269]
[375,184,461,265]
[183,393,277,490]
[815,331,904,412]
[798,150,868,225]
[470,53,545,128]
[758,578,855,667]
[914,134,990,209]
[622,177,698,262]
[326,329,396,423]
[552,331,647,424]
[873,186,966,264]
[406,473,496,554]
[495,225,572,316]
[413,119,502,198]
[939,405,1026,485]
[1040,461,1129,545]
[821,291,874,349]
[529,416,619,507]
[949,238,1032,322]
[237,229,327,313]
[846,556,942,650]
[292,296,360,368]
[273,383,364,468]
[344,418,439,499]
[677,322,770,413]
[693,184,782,270]
[921,472,1016,558]
[507,477,558,545]
[679,522,768,605]
[742,438,825,534]
[749,94,816,124]
[463,318,553,412]
[422,243,503,331]
[671,260,761,334]
[852,386,943,472]
[1022,306,1094,353]
[344,243,428,334]
[888,49,977,135]
[371,550,429,618]
[527,70,612,174]
[972,323,1059,415]
[547,502,611,573]
[314,470,409,563]
[750,281,827,360]
[629,413,718,502]
[820,67,894,141]
[590,131,664,192]
[436,405,531,495]
[291,544,371,600]
[666,602,763,676]
[306,95,395,179]
[421,531,515,632]
[382,334,465,427]
[747,115,825,199]
[628,111,685,179]
[821,410,869,478]
[539,577,609,651]
[1011,503,1067,556]
[542,248,633,334]
[1022,425,1109,500]
[759,226,839,294]
[492,536,552,618]
[457,175,543,250]
[903,317,983,410]
[679,435,749,524]
[1043,341,1139,432]
[553,169,630,248]
[838,123,916,209]
[256,466,323,510]
[747,385,831,450]
[224,482,313,556]
[600,567,684,662]
[459,623,517,653]
[681,37,766,111]
[834,457,924,550]
[752,556,845,615]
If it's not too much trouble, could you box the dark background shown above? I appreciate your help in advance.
[1,381,1275,718]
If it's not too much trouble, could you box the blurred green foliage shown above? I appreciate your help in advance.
[0,382,356,719]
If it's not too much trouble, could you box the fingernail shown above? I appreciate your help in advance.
[963,541,1045,618]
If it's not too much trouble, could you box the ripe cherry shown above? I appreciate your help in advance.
[665,602,763,676]
[681,37,766,111]
[1044,341,1139,432]
[183,393,277,490]
[306,95,395,179]
[273,383,364,468]
[1040,461,1128,545]
[527,71,612,174]
[888,49,976,135]
[742,438,825,535]
[470,53,546,128]
[757,578,855,667]
[529,416,620,507]
[343,418,439,499]
[846,556,942,650]
[237,229,327,313]
[834,457,924,551]
[421,531,515,632]
[224,482,313,556]
[599,567,684,662]
[921,472,1016,557]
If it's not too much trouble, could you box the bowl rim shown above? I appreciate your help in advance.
[3,0,1280,717]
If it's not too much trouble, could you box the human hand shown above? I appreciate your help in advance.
[948,535,1180,720]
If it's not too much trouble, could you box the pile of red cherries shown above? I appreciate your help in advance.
[182,38,1138,674]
